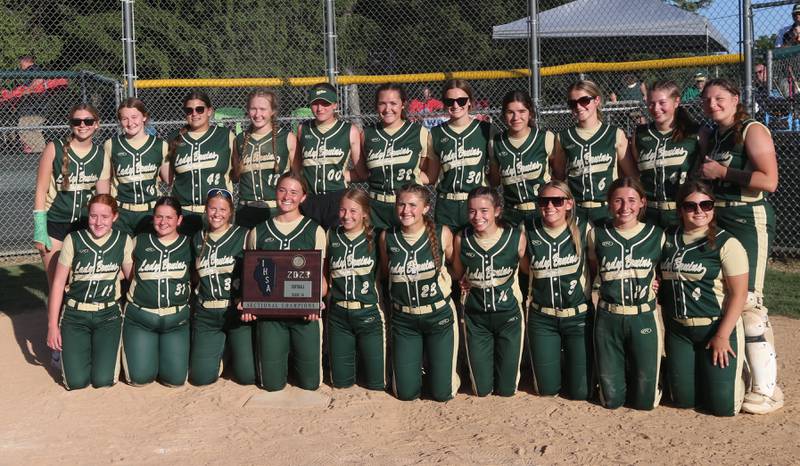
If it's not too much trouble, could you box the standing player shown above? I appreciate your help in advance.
[102,98,169,235]
[189,188,254,386]
[236,89,296,229]
[379,183,459,401]
[424,79,492,231]
[168,91,235,236]
[46,194,133,389]
[34,103,107,286]
[523,181,593,400]
[551,80,637,224]
[123,196,193,386]
[451,187,526,397]
[326,188,385,390]
[362,83,429,231]
[660,181,748,416]
[699,78,782,414]
[490,90,554,227]
[244,173,327,391]
[633,80,700,229]
[588,177,664,410]
[293,82,365,230]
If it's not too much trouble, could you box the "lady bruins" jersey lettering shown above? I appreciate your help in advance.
[439,147,483,165]
[600,255,653,272]
[138,257,189,273]
[532,252,579,270]
[330,255,375,270]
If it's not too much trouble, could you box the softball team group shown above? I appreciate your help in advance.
[35,77,782,417]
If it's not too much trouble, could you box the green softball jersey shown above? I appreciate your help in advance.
[706,119,767,203]
[660,227,748,319]
[385,226,452,308]
[459,227,522,313]
[492,128,553,208]
[58,229,132,302]
[430,119,491,195]
[46,139,106,223]
[299,120,352,194]
[171,126,234,206]
[327,226,379,305]
[103,135,167,205]
[127,234,192,308]
[363,121,426,195]
[635,124,700,203]
[237,127,291,203]
[247,216,327,254]
[193,225,248,301]
[589,221,664,306]
[559,123,622,203]
[522,217,591,310]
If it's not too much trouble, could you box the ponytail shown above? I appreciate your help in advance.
[168,126,189,175]
[422,216,441,272]
[60,135,72,190]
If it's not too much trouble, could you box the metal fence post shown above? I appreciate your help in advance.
[742,0,754,113]
[122,0,137,98]
[324,0,338,86]
[528,0,541,116]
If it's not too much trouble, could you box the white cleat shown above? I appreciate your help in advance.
[742,386,784,414]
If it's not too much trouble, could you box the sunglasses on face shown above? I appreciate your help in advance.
[443,97,469,107]
[70,118,96,127]
[681,200,714,212]
[537,196,567,208]
[183,106,207,115]
[207,188,233,200]
[567,95,596,110]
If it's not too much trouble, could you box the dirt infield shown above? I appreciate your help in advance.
[1,309,798,465]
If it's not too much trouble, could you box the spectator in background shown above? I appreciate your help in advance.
[681,72,706,102]
[781,24,800,47]
[775,4,800,47]
[609,74,646,103]
[17,55,46,154]
[408,87,446,128]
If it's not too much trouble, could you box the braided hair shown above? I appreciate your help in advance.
[61,103,100,190]
[396,183,440,271]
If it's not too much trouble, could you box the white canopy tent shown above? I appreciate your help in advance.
[492,0,730,57]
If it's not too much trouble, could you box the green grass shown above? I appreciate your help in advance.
[0,263,797,319]
[763,268,800,319]
[0,263,48,316]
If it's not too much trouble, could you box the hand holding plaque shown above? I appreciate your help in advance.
[241,250,323,318]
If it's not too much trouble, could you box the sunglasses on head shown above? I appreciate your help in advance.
[70,118,96,127]
[681,200,714,212]
[443,97,469,107]
[207,188,233,200]
[567,95,596,110]
[537,196,567,208]
[183,105,207,115]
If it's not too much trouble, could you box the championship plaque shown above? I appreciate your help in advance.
[242,250,323,317]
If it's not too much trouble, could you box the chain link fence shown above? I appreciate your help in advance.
[1,0,123,263]
[752,0,800,257]
[4,0,800,263]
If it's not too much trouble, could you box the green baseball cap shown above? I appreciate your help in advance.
[308,85,338,104]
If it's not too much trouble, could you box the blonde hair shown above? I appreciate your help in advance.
[396,183,440,271]
[538,180,582,258]
[241,89,281,177]
[61,103,100,190]
[341,188,374,252]
[567,80,603,121]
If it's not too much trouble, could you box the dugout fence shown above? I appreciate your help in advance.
[4,0,800,263]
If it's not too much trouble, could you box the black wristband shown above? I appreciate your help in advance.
[724,167,752,187]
